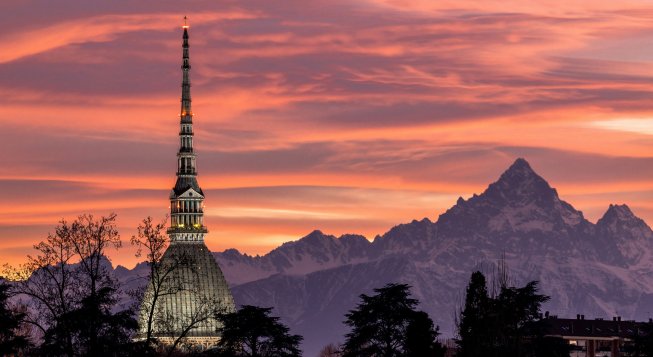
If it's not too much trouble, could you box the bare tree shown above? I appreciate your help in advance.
[6,219,80,355]
[5,213,131,356]
[319,343,342,357]
[131,216,181,347]
[67,213,121,351]
[162,296,223,356]
[132,216,223,354]
[68,213,121,298]
[488,252,512,298]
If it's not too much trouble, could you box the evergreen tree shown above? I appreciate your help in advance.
[493,281,551,356]
[215,305,302,357]
[456,271,490,357]
[0,282,30,355]
[456,271,569,357]
[404,311,446,357]
[40,286,137,356]
[342,283,445,357]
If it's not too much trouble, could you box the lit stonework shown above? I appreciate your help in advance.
[137,21,235,348]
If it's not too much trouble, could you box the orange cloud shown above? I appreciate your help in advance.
[0,0,652,269]
[0,11,259,64]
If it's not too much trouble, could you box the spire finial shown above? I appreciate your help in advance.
[183,16,189,29]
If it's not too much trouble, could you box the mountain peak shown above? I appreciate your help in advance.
[500,158,539,182]
[510,157,533,171]
[280,230,330,248]
[437,157,586,233]
[605,204,635,219]
[484,158,559,205]
[599,204,640,226]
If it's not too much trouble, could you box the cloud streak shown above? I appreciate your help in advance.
[0,0,652,268]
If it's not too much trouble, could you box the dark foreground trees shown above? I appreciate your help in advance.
[213,305,302,357]
[7,213,138,356]
[342,283,445,357]
[632,322,653,356]
[40,285,137,356]
[0,281,30,355]
[456,270,570,357]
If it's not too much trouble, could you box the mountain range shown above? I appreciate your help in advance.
[117,158,653,356]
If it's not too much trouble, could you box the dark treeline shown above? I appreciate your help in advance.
[2,213,653,356]
[456,270,568,357]
[0,214,305,357]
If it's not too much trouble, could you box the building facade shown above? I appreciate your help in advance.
[546,315,650,357]
[137,21,235,349]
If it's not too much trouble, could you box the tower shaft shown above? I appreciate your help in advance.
[168,25,206,242]
[137,19,236,348]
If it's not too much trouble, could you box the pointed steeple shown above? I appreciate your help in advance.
[169,17,207,241]
[181,16,192,122]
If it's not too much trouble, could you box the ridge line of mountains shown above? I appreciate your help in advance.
[117,158,653,355]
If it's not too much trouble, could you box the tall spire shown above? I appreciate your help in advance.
[168,18,207,242]
[181,16,192,121]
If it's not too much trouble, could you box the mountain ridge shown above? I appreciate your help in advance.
[207,158,653,355]
[215,158,648,281]
[16,158,650,356]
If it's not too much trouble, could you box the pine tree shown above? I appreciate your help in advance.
[404,311,446,357]
[456,271,569,357]
[456,271,490,357]
[215,305,302,357]
[342,283,445,357]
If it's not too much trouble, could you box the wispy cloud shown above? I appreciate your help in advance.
[1,0,652,267]
[590,118,653,135]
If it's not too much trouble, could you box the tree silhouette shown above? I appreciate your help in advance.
[318,343,341,357]
[404,311,446,357]
[7,213,136,356]
[40,285,137,356]
[456,271,569,357]
[456,271,490,357]
[0,282,30,355]
[214,305,302,357]
[342,283,445,357]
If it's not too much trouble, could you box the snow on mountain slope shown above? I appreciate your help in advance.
[214,230,374,286]
[223,158,653,355]
[596,204,653,266]
[113,158,652,356]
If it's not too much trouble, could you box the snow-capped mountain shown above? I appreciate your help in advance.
[207,158,653,355]
[106,158,651,355]
[214,231,375,286]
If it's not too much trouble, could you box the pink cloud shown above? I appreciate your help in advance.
[0,0,652,267]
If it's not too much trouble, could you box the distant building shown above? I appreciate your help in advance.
[137,20,235,349]
[545,314,650,357]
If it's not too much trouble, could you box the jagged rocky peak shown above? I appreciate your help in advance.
[601,204,637,222]
[373,217,434,249]
[438,158,586,233]
[339,234,371,247]
[598,204,651,232]
[278,230,331,247]
[302,229,329,242]
[221,248,243,257]
[484,158,560,205]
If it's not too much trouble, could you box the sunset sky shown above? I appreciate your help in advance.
[1,0,652,269]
